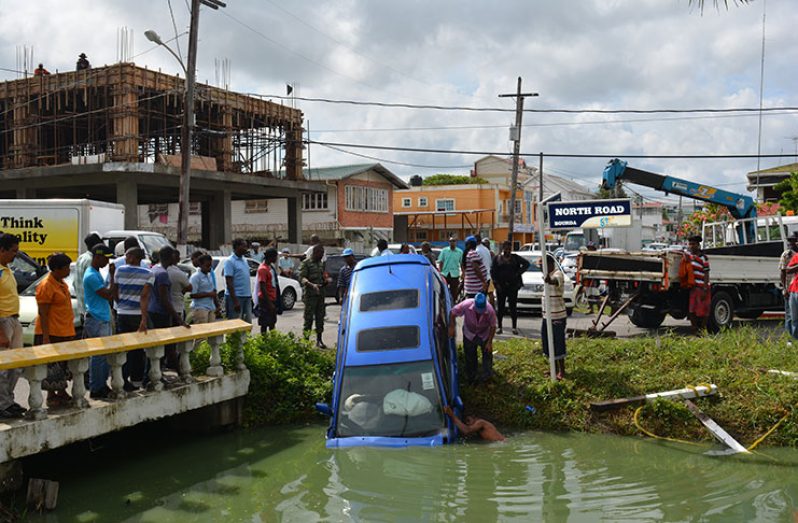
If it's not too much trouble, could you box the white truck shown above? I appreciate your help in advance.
[0,199,125,266]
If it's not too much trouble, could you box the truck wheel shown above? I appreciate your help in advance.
[708,291,734,332]
[629,306,666,328]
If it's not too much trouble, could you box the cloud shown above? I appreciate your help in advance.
[1,0,796,202]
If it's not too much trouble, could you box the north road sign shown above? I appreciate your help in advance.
[547,198,632,230]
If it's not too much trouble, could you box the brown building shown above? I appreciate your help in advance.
[0,63,324,246]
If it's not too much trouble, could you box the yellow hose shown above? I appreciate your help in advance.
[632,405,701,447]
[747,411,792,451]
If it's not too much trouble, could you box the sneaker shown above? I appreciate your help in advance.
[497,328,503,335]
[512,328,519,335]
[123,381,140,392]
[90,386,112,400]
[7,403,26,415]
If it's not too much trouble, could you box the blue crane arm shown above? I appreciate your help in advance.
[602,159,757,220]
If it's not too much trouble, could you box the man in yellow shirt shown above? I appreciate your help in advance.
[0,233,25,418]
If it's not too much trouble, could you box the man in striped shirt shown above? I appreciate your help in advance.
[114,247,153,390]
[686,235,710,333]
[463,236,487,299]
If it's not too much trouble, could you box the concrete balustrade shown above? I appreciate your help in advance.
[0,320,252,465]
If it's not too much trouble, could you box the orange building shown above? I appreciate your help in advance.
[393,183,536,245]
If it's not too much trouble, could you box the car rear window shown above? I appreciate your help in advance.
[357,326,419,352]
[360,289,419,312]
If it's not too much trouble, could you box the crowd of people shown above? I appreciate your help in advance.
[0,229,574,418]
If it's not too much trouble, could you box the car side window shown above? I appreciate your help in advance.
[432,276,451,400]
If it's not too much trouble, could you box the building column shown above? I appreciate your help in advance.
[283,124,305,180]
[11,96,38,168]
[116,178,139,230]
[211,107,234,172]
[15,187,37,199]
[207,190,232,249]
[287,196,302,244]
[110,84,140,162]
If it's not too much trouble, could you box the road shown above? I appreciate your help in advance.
[261,299,786,345]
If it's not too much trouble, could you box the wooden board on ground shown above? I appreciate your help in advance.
[590,384,717,411]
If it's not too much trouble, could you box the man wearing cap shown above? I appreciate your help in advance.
[0,234,26,418]
[779,232,798,338]
[449,292,497,384]
[75,232,103,318]
[438,236,463,300]
[84,243,116,399]
[278,248,296,278]
[338,248,357,301]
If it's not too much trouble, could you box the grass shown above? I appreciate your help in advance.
[462,326,798,448]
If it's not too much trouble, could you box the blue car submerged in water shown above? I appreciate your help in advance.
[317,254,463,448]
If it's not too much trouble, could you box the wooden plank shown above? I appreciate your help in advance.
[683,399,750,454]
[766,369,798,379]
[0,319,250,370]
[590,384,717,411]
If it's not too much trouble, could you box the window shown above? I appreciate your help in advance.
[245,199,269,214]
[358,326,420,352]
[360,289,419,312]
[344,185,389,212]
[415,230,428,240]
[303,192,328,211]
[402,198,412,208]
[418,197,428,207]
[436,199,455,212]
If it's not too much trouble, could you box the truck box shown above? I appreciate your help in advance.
[0,199,125,266]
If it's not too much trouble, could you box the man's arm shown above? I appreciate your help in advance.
[159,283,188,328]
[443,406,477,435]
[138,284,150,332]
[94,264,116,301]
[37,303,52,344]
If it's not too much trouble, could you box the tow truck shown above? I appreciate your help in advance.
[577,159,786,333]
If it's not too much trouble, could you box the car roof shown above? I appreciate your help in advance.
[343,254,436,367]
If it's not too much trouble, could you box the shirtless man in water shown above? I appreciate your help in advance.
[443,406,505,442]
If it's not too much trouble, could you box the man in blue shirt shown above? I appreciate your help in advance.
[190,254,219,324]
[84,243,115,399]
[224,238,253,322]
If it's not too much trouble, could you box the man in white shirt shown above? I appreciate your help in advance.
[370,239,393,257]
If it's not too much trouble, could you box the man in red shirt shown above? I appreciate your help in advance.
[257,248,280,332]
[784,247,798,339]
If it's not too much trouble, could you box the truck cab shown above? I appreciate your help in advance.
[318,254,462,448]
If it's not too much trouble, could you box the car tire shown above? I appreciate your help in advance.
[707,290,734,333]
[282,287,297,311]
[629,305,666,329]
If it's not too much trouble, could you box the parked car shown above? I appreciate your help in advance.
[642,242,669,252]
[317,254,462,448]
[179,256,302,311]
[10,250,47,293]
[103,230,172,260]
[324,253,368,303]
[18,264,82,346]
[513,251,575,315]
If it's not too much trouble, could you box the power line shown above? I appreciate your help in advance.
[254,93,798,115]
[306,139,798,159]
[311,110,798,134]
[318,143,471,169]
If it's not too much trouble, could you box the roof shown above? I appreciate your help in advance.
[747,163,798,176]
[301,163,409,189]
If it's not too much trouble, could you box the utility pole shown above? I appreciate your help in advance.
[176,0,201,256]
[499,77,537,244]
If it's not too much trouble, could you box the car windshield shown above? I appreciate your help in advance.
[564,234,585,251]
[521,255,542,272]
[139,234,172,255]
[335,361,445,438]
[21,269,76,298]
[10,254,39,274]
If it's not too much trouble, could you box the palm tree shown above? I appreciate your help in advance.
[689,0,752,13]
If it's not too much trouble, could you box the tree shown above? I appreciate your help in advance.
[595,182,628,199]
[422,174,487,186]
[677,203,732,239]
[774,172,798,214]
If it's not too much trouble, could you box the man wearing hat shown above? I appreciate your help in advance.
[76,53,90,71]
[84,243,116,398]
[337,248,357,301]
[779,232,798,338]
[448,292,497,384]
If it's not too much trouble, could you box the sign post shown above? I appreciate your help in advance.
[536,192,561,383]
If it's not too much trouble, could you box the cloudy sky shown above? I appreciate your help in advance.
[1,0,796,204]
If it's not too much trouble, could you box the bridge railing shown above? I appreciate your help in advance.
[0,319,252,421]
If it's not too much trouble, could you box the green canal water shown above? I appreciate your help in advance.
[24,424,798,522]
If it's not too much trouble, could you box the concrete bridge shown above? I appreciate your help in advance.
[0,320,251,474]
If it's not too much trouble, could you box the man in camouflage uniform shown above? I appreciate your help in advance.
[300,244,329,348]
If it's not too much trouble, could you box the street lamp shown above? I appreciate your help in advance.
[144,30,186,74]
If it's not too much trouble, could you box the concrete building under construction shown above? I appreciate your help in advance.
[0,62,323,246]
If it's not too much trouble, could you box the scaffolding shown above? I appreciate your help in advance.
[0,62,305,179]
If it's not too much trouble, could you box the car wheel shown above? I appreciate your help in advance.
[282,287,297,310]
[707,290,734,333]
